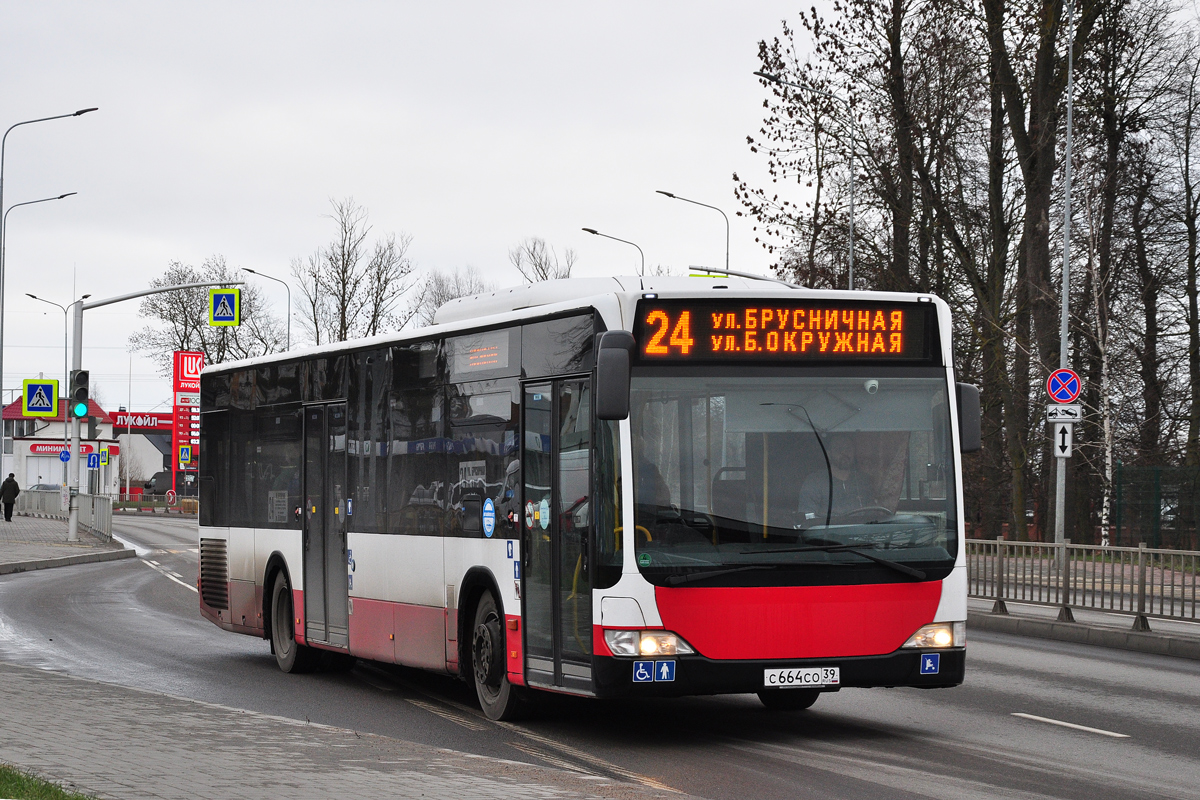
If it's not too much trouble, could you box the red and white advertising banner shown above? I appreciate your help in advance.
[173,351,203,475]
[27,443,119,455]
[111,411,173,432]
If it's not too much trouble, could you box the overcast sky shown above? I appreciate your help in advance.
[0,1,807,410]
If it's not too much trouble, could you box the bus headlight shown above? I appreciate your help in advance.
[902,622,965,648]
[604,630,696,656]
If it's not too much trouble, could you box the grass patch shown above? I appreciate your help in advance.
[0,763,94,800]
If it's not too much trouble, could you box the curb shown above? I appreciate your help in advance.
[0,547,136,576]
[968,611,1200,661]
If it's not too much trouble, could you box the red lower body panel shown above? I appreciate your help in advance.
[506,615,525,685]
[654,581,942,660]
[348,597,395,662]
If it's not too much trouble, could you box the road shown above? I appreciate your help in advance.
[1,514,1198,799]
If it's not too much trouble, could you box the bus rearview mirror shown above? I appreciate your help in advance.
[596,330,636,420]
[956,382,981,453]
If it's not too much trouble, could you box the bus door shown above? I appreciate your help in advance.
[303,402,350,649]
[522,378,593,692]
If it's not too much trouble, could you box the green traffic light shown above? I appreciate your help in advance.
[72,402,88,417]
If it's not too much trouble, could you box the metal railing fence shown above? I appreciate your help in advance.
[967,538,1199,630]
[13,488,112,540]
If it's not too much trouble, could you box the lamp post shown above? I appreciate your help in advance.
[656,191,730,273]
[26,294,69,484]
[754,72,857,290]
[0,107,95,477]
[0,192,77,474]
[581,228,645,275]
[242,268,291,350]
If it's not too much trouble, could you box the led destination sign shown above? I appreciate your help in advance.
[634,301,934,362]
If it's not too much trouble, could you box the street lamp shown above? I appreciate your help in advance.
[754,71,857,290]
[242,268,291,350]
[0,107,96,474]
[656,191,730,273]
[26,293,69,484]
[581,228,645,275]
[0,192,77,473]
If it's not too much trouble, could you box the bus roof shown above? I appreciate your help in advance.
[202,274,948,375]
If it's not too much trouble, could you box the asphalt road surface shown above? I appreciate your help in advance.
[1,515,1197,799]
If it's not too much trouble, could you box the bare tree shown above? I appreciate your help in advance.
[508,237,577,282]
[291,198,418,344]
[130,256,284,373]
[411,267,494,327]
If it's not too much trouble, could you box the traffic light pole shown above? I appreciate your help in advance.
[66,280,242,542]
[67,299,83,541]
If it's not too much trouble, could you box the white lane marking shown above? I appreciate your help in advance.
[354,663,675,791]
[405,698,489,731]
[507,740,592,774]
[140,559,198,593]
[1011,713,1130,738]
[111,532,151,557]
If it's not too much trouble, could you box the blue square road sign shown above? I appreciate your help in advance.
[919,653,940,675]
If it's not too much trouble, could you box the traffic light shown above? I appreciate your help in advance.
[69,370,90,418]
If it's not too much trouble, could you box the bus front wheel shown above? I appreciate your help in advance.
[270,571,318,674]
[471,590,526,720]
[757,689,820,711]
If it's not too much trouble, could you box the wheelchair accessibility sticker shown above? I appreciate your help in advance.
[633,660,675,682]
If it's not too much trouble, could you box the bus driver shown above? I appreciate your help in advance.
[797,433,876,525]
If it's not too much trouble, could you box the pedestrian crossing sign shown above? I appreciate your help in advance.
[179,444,192,468]
[22,379,59,417]
[208,288,241,327]
[100,448,109,466]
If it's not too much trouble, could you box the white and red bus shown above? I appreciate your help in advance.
[198,276,977,719]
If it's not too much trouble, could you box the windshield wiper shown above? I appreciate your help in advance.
[740,543,927,580]
[663,565,774,586]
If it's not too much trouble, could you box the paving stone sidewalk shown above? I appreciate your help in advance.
[0,662,685,800]
[0,515,127,572]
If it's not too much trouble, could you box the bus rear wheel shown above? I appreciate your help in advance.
[270,571,317,674]
[757,689,820,711]
[471,590,526,721]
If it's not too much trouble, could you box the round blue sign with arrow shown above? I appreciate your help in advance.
[58,449,70,463]
[1047,368,1081,404]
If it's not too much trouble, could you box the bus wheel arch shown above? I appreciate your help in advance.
[266,561,317,673]
[458,568,527,720]
[456,567,502,679]
[262,552,290,642]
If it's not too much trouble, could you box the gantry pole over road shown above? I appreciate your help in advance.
[66,280,243,541]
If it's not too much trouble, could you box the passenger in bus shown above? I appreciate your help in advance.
[797,434,875,524]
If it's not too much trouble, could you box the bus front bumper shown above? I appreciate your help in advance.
[591,647,964,698]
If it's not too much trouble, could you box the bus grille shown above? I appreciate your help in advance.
[199,538,229,609]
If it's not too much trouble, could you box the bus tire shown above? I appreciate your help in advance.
[270,571,318,674]
[757,689,820,711]
[471,590,526,721]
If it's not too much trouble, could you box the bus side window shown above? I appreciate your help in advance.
[446,382,520,539]
[594,418,622,589]
[388,389,444,536]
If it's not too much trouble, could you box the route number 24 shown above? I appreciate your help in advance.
[644,311,694,355]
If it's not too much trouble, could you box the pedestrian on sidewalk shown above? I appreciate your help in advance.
[1,473,19,521]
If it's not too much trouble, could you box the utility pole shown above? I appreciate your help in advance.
[67,280,241,541]
[1055,0,1078,548]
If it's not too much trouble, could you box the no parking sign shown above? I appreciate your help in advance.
[1046,368,1081,404]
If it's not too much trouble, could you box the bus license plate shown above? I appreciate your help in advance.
[763,667,840,688]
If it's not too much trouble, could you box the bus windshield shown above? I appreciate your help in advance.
[630,370,957,584]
